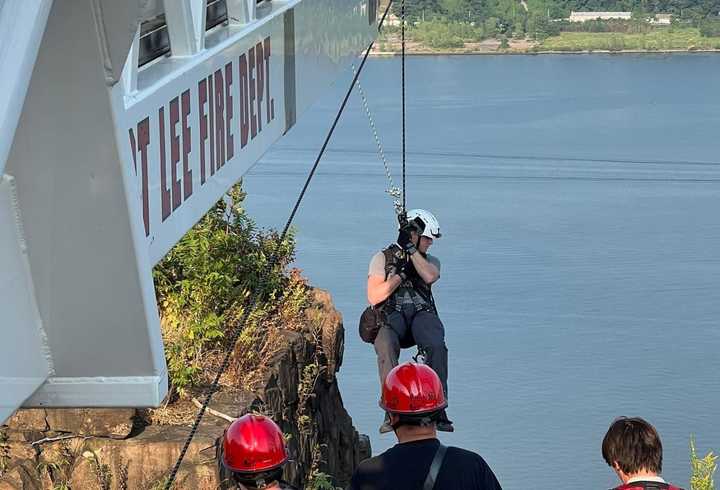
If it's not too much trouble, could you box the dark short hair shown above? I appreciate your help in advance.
[602,417,663,475]
[393,409,442,429]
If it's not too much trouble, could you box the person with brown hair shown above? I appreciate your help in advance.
[601,416,684,490]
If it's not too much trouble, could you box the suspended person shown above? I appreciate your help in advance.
[366,208,452,433]
[602,416,684,490]
[349,362,502,490]
[218,414,298,490]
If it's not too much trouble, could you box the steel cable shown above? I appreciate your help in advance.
[401,0,406,214]
[351,64,403,214]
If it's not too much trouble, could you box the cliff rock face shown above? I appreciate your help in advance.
[0,289,369,489]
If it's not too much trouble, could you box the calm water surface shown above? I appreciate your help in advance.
[243,55,720,489]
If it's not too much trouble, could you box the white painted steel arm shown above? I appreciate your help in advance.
[0,176,51,423]
[164,0,206,56]
[4,0,377,410]
[0,0,53,173]
[226,0,257,24]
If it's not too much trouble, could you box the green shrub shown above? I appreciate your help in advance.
[690,436,717,490]
[699,18,720,37]
[410,19,483,48]
[529,15,561,40]
[154,182,296,396]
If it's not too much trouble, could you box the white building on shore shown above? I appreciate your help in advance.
[649,13,673,25]
[568,11,632,22]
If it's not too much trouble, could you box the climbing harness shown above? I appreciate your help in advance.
[382,244,435,313]
[163,2,396,488]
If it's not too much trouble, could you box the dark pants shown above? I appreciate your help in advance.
[374,304,449,397]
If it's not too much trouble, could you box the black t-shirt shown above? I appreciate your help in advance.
[349,438,502,490]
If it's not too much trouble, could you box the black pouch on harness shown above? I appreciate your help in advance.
[358,305,385,343]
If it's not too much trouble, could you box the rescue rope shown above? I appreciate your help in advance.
[163,2,395,488]
[401,0,407,214]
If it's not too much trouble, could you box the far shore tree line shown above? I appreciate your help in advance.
[383,0,720,46]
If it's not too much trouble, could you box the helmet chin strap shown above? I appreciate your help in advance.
[391,414,436,430]
[239,479,274,490]
[233,474,279,489]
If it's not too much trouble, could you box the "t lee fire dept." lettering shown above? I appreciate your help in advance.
[128,37,275,237]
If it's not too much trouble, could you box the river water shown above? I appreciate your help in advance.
[243,54,720,489]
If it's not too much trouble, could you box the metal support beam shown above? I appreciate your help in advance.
[0,176,51,422]
[0,0,53,174]
[226,0,256,25]
[7,0,168,408]
[121,25,141,95]
[2,0,376,413]
[163,0,205,57]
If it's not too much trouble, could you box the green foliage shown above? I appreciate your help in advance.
[408,19,486,47]
[83,450,113,490]
[699,17,720,36]
[484,17,501,36]
[529,14,562,38]
[37,459,71,490]
[0,429,10,477]
[394,0,720,38]
[306,470,339,490]
[690,436,717,490]
[148,477,171,490]
[154,182,296,396]
[305,444,341,490]
[556,18,652,33]
[540,27,720,49]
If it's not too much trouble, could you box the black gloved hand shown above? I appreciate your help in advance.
[396,260,411,281]
[397,225,417,255]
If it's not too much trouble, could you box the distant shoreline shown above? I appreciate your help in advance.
[370,48,720,56]
[374,26,720,57]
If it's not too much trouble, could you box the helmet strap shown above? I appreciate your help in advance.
[234,478,274,489]
[392,411,441,430]
[232,469,283,489]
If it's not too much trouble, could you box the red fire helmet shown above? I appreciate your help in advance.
[222,414,288,473]
[380,362,447,415]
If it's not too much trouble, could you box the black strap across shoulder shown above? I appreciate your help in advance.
[422,443,447,490]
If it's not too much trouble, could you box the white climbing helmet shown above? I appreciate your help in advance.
[405,209,441,239]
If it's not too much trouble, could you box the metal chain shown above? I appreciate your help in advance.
[163,2,396,488]
[351,64,402,215]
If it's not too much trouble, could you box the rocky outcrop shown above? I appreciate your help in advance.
[0,289,369,489]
